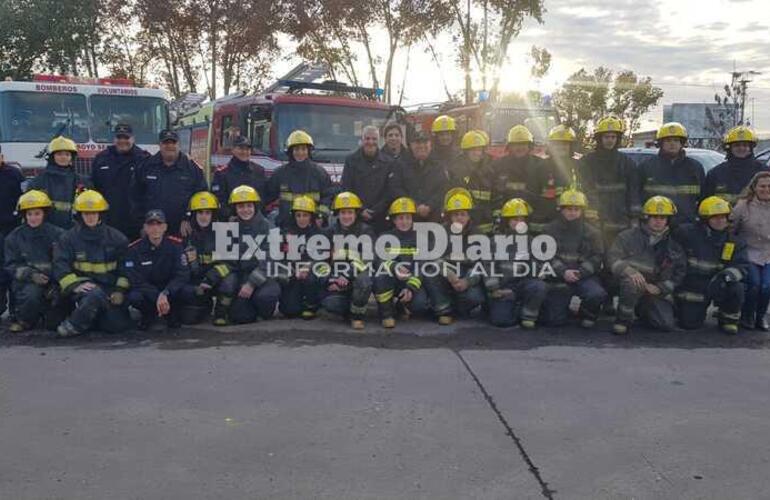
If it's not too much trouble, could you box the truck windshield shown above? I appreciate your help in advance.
[0,91,89,143]
[276,103,392,162]
[90,95,168,144]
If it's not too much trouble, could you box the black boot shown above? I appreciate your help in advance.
[740,312,755,330]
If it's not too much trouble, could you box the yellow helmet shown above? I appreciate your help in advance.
[594,116,624,135]
[558,189,588,208]
[642,196,677,216]
[460,130,488,150]
[476,129,490,144]
[388,197,417,216]
[501,198,532,218]
[332,191,363,211]
[291,195,317,213]
[286,130,314,149]
[507,125,534,144]
[48,136,78,155]
[723,125,758,147]
[431,115,456,133]
[228,185,260,205]
[18,190,53,211]
[698,196,731,218]
[189,191,220,211]
[445,192,474,212]
[74,190,109,213]
[548,125,577,142]
[656,122,688,141]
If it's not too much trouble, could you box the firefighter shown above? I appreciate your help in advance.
[130,129,208,237]
[228,185,281,324]
[27,136,91,230]
[264,130,335,229]
[703,126,767,204]
[430,114,460,164]
[608,196,687,335]
[0,145,24,318]
[388,130,450,223]
[90,123,151,239]
[672,196,748,334]
[423,189,486,325]
[541,190,607,328]
[183,191,238,326]
[449,131,496,234]
[3,190,64,332]
[341,126,396,232]
[638,122,705,226]
[373,197,430,328]
[490,125,541,226]
[321,192,375,329]
[54,190,133,337]
[211,136,267,220]
[528,125,579,233]
[381,122,409,163]
[484,198,547,328]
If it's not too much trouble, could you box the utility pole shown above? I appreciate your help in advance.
[733,69,762,124]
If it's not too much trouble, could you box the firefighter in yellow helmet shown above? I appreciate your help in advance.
[183,191,238,326]
[490,125,541,222]
[322,191,376,330]
[264,129,335,229]
[671,196,748,334]
[27,136,91,230]
[3,190,65,332]
[704,125,765,204]
[228,185,281,324]
[484,198,547,329]
[541,190,607,328]
[430,114,460,164]
[607,196,687,335]
[373,197,430,328]
[447,131,496,234]
[638,122,704,226]
[53,190,133,337]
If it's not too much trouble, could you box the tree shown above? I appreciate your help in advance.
[552,67,663,146]
[704,71,758,143]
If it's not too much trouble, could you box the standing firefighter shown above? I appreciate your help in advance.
[3,190,64,332]
[673,196,748,334]
[54,190,133,337]
[264,130,335,229]
[704,126,767,203]
[321,192,375,330]
[608,196,687,335]
[491,125,541,225]
[211,136,267,220]
[484,198,547,329]
[0,147,24,318]
[430,115,460,164]
[542,190,607,328]
[449,131,496,234]
[27,136,91,230]
[638,122,705,226]
[373,197,430,328]
[184,191,238,326]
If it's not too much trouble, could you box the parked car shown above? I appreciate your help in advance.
[619,147,726,173]
[755,148,770,168]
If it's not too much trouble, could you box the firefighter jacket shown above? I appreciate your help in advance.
[264,158,335,228]
[527,155,578,233]
[449,156,497,234]
[580,148,641,232]
[185,222,231,286]
[4,222,64,282]
[91,145,150,236]
[125,235,191,297]
[27,162,91,230]
[234,213,274,288]
[388,156,450,222]
[543,214,604,282]
[608,225,687,297]
[53,222,130,295]
[376,228,424,292]
[638,151,705,226]
[211,157,267,219]
[703,154,768,204]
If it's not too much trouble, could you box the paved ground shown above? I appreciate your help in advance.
[1,317,769,499]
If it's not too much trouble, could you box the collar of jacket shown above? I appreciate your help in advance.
[641,223,669,245]
[77,222,105,240]
[44,162,75,175]
[229,157,252,170]
[658,149,687,163]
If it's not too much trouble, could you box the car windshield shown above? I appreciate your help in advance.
[276,103,392,162]
[90,95,168,144]
[0,91,89,143]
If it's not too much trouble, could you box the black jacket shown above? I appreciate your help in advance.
[234,213,274,287]
[580,148,641,232]
[0,163,24,235]
[264,159,334,228]
[638,151,705,226]
[27,162,91,230]
[672,222,749,292]
[703,155,767,204]
[125,235,190,296]
[4,222,64,282]
[341,148,395,224]
[91,145,150,238]
[130,152,208,235]
[543,215,604,282]
[211,157,267,219]
[490,154,542,218]
[388,155,450,222]
[527,155,578,233]
[449,156,497,234]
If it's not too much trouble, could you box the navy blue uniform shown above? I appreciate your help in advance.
[264,159,335,228]
[211,157,267,219]
[130,152,207,235]
[703,155,767,204]
[387,156,450,223]
[27,162,91,230]
[91,145,150,238]
[0,162,24,316]
[638,151,705,226]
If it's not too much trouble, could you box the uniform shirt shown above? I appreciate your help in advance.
[27,162,91,230]
[211,157,267,219]
[125,235,190,296]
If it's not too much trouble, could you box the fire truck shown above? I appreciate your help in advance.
[0,75,169,175]
[173,64,399,182]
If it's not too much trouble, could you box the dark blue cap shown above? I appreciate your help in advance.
[114,123,133,137]
[232,136,250,148]
[144,209,167,223]
[159,129,179,143]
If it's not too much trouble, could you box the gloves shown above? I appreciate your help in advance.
[31,273,50,286]
[110,291,125,306]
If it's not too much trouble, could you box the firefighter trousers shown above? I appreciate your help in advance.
[373,275,429,319]
[321,274,372,320]
[541,276,608,326]
[676,281,744,330]
[229,278,281,324]
[423,275,486,318]
[616,277,676,331]
[68,286,132,334]
[487,279,547,328]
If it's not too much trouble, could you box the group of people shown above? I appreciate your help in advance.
[0,115,768,337]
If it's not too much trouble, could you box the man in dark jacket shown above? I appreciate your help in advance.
[430,115,461,165]
[638,122,705,226]
[490,125,542,223]
[211,136,267,219]
[130,129,207,236]
[0,147,24,317]
[704,125,767,203]
[449,130,496,234]
[341,126,395,232]
[91,124,150,239]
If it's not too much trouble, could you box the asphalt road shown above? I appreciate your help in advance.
[1,317,769,500]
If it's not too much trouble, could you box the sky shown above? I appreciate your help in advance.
[270,0,770,134]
